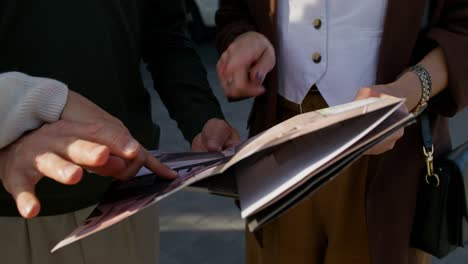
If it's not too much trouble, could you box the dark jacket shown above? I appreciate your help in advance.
[0,0,224,216]
[216,0,468,263]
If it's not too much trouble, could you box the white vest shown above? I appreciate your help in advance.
[277,0,388,106]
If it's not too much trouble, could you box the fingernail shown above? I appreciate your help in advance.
[62,165,78,179]
[124,139,139,154]
[23,203,33,216]
[256,72,265,84]
[170,169,178,177]
[220,63,226,74]
[91,145,107,158]
[22,199,38,218]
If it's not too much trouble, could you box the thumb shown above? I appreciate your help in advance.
[7,178,41,218]
[16,191,41,219]
[202,119,232,152]
[354,87,382,101]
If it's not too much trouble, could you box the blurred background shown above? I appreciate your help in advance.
[142,1,468,263]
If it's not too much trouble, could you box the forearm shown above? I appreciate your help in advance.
[149,47,225,142]
[392,47,449,111]
[0,72,68,148]
[216,0,256,53]
[143,0,225,142]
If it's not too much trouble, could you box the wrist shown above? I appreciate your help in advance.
[35,79,69,122]
[392,70,424,111]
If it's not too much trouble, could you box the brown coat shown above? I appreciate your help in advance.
[216,1,468,263]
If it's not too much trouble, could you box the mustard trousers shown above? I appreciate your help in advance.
[246,91,430,264]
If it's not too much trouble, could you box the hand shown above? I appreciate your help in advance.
[192,118,241,152]
[354,85,408,155]
[0,92,177,219]
[62,91,177,179]
[217,31,276,100]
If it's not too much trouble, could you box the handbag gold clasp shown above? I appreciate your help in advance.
[423,145,440,187]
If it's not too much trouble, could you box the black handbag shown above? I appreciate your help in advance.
[410,112,468,258]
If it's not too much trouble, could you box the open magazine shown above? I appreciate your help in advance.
[52,96,415,252]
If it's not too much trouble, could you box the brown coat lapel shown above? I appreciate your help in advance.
[247,0,277,43]
[246,0,280,135]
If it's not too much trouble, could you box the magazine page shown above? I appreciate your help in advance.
[273,109,415,199]
[52,154,228,252]
[136,148,236,176]
[218,97,403,172]
[246,112,415,231]
[236,100,405,218]
[139,97,402,179]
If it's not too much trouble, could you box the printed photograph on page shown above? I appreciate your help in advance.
[53,160,225,252]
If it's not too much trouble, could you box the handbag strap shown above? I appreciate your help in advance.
[420,112,433,149]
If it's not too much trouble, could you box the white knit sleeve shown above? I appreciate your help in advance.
[0,72,69,149]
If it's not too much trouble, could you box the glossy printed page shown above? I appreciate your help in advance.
[52,158,225,252]
[221,97,403,171]
[237,100,405,218]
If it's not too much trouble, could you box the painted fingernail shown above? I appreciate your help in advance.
[219,63,226,74]
[124,139,139,154]
[256,72,265,83]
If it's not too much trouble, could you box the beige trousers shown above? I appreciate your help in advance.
[0,205,159,264]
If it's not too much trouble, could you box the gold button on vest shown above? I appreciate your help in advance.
[313,18,322,29]
[312,52,322,63]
